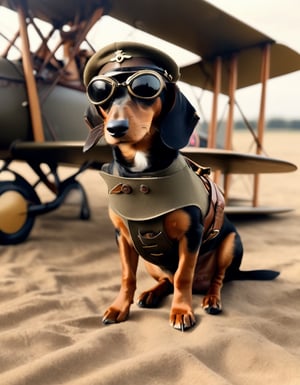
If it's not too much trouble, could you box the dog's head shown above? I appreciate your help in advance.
[83,42,199,152]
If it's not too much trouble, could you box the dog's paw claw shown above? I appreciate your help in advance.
[169,311,196,331]
[137,292,160,308]
[102,307,129,325]
[202,295,222,315]
[203,305,222,315]
[137,299,155,308]
[102,317,116,325]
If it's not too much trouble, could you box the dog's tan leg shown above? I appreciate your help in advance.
[103,209,139,324]
[170,236,198,330]
[164,210,199,331]
[202,232,236,314]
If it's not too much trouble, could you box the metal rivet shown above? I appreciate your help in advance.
[139,184,150,194]
[121,184,132,194]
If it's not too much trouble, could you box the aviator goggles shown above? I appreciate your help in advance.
[86,70,166,105]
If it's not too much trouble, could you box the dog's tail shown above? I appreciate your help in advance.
[232,269,280,281]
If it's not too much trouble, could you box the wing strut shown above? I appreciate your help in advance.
[17,2,44,142]
[253,43,271,206]
[224,54,238,200]
[225,54,238,150]
[207,56,222,148]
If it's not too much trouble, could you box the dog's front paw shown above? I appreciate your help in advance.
[138,291,161,308]
[137,279,173,308]
[102,306,130,325]
[202,295,222,315]
[169,307,196,331]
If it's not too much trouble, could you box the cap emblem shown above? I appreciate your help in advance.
[110,50,132,63]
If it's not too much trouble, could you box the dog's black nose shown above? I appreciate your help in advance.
[107,120,129,138]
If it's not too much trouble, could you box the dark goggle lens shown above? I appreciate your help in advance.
[130,74,161,98]
[88,80,113,104]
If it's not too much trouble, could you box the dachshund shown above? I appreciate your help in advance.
[83,42,279,331]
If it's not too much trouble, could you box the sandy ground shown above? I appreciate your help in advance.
[0,130,299,385]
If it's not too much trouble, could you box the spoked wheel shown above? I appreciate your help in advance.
[0,180,40,245]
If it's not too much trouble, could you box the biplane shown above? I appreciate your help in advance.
[0,0,298,244]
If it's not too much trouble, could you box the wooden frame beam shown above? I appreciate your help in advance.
[225,54,238,150]
[224,54,238,201]
[208,56,222,148]
[253,43,271,206]
[17,2,44,142]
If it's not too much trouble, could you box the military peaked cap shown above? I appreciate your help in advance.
[83,41,180,86]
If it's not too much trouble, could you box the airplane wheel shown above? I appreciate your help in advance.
[0,181,40,244]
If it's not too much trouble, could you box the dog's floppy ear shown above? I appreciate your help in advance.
[160,85,199,150]
[83,104,104,152]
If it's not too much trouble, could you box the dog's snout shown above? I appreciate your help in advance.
[107,119,129,138]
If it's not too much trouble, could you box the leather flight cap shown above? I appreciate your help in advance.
[83,41,180,86]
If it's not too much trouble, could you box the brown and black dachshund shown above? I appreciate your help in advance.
[83,42,279,331]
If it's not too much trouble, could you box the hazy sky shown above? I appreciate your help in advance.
[204,0,300,120]
[1,1,300,120]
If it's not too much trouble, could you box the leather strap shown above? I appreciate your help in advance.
[201,176,225,242]
[184,156,225,241]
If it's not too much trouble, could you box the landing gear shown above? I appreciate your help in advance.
[0,161,91,244]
